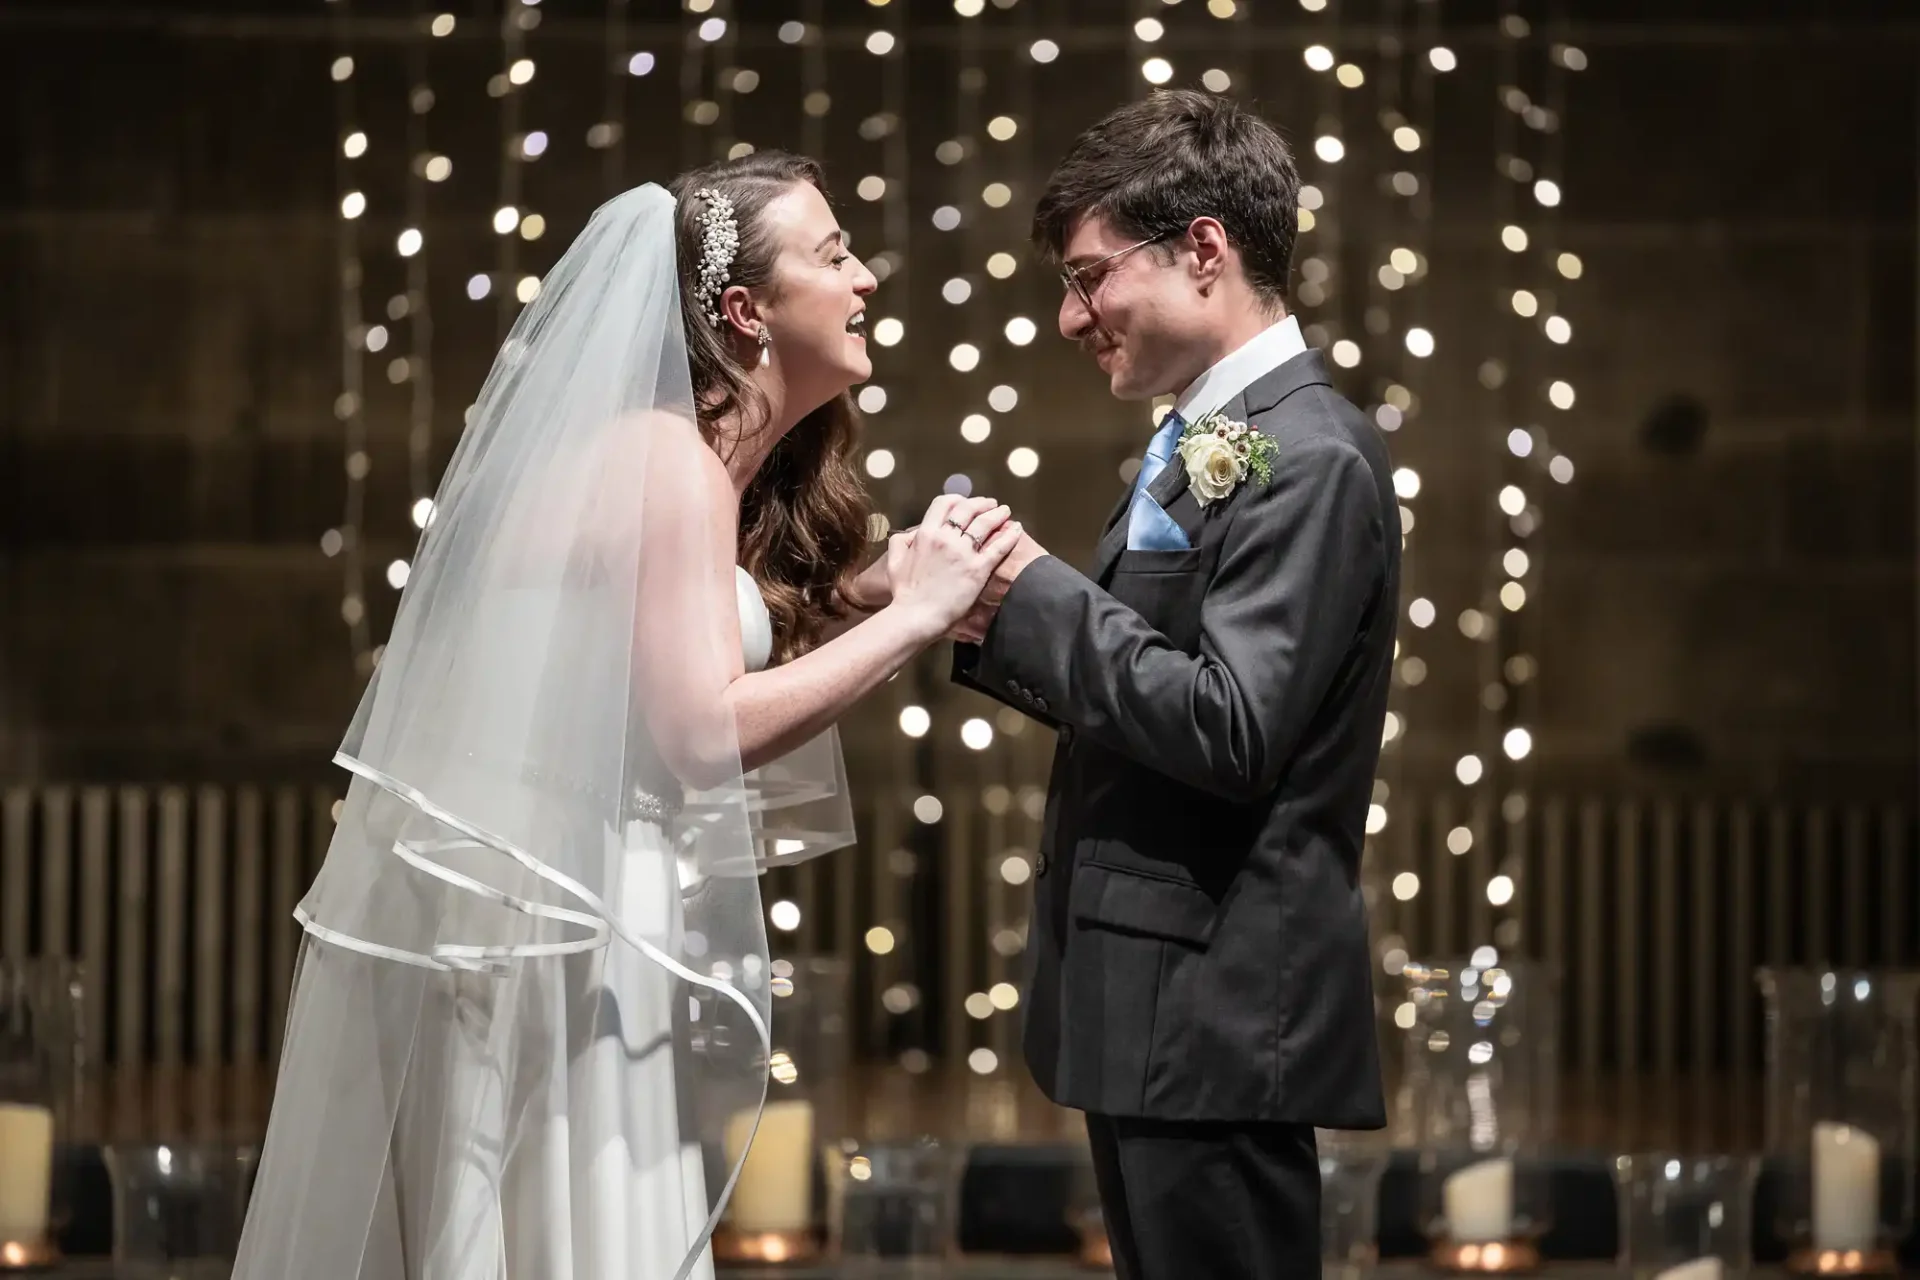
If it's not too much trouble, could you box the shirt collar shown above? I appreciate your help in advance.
[1170,315,1308,426]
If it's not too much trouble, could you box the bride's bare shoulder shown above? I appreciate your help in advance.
[597,411,734,553]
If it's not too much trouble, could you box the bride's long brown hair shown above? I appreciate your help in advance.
[670,153,872,665]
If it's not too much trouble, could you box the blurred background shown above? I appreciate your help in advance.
[1,0,1917,1272]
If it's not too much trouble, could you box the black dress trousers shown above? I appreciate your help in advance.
[1084,1112,1322,1280]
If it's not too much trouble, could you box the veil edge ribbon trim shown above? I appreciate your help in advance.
[293,749,771,1280]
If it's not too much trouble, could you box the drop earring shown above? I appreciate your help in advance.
[756,325,772,368]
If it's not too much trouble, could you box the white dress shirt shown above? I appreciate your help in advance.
[1171,314,1308,425]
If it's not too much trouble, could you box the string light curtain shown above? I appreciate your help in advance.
[325,0,372,672]
[596,0,628,192]
[1294,0,1350,368]
[1132,0,1172,96]
[1368,0,1448,993]
[489,1,528,333]
[973,0,1046,1083]
[792,1,824,160]
[844,0,933,1075]
[1472,0,1584,957]
[931,0,1030,1085]
[390,0,440,617]
[858,1,908,490]
[1210,0,1248,94]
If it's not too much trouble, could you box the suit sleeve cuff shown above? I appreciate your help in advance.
[970,554,1081,723]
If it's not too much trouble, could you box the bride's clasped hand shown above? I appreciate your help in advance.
[848,492,1022,642]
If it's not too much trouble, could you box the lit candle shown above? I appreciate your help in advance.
[0,1103,53,1244]
[722,1099,815,1233]
[1443,1157,1513,1243]
[1811,1121,1879,1252]
[1654,1258,1725,1280]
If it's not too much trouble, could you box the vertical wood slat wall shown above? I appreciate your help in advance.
[0,784,1913,1142]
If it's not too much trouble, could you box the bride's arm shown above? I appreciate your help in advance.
[633,421,1012,783]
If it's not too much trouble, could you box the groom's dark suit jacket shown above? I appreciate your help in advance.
[954,349,1396,1128]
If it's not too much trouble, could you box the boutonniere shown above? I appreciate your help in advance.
[1174,410,1277,507]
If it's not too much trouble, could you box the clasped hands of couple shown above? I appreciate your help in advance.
[865,492,1046,648]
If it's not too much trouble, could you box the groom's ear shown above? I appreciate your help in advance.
[1187,217,1232,290]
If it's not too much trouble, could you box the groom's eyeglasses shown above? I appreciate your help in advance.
[1059,231,1180,311]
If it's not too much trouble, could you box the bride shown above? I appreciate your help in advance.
[234,152,1021,1280]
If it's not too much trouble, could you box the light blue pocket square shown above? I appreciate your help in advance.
[1126,492,1191,551]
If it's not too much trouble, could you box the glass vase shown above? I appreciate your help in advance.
[0,960,77,1269]
[714,954,850,1265]
[1615,1154,1757,1279]
[1319,1128,1389,1277]
[1755,968,1919,1276]
[1403,957,1558,1273]
[829,1136,955,1271]
[104,1143,255,1279]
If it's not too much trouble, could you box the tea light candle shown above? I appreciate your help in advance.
[1443,1157,1513,1243]
[1811,1121,1879,1252]
[0,1103,54,1244]
[722,1099,814,1233]
[1655,1258,1725,1280]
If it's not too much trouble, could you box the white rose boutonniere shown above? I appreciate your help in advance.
[1174,410,1278,507]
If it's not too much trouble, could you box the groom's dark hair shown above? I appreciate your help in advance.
[1033,89,1298,309]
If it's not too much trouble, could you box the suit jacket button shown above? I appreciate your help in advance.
[1033,696,1049,713]
[1034,853,1049,876]
[1005,679,1021,694]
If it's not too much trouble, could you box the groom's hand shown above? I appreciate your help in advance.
[949,528,1048,643]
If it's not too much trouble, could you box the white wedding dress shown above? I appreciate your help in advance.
[239,568,776,1280]
[396,568,774,1280]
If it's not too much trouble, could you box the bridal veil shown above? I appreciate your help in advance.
[235,183,853,1280]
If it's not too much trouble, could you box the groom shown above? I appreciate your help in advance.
[952,91,1399,1278]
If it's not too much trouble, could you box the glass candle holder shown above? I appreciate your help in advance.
[1615,1154,1757,1280]
[829,1137,954,1269]
[0,960,79,1270]
[1403,958,1558,1273]
[1755,968,1919,1276]
[715,954,850,1265]
[1319,1128,1389,1277]
[103,1143,254,1280]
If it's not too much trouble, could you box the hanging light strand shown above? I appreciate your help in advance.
[1366,0,1440,980]
[599,0,629,192]
[328,0,372,669]
[798,0,825,160]
[1295,0,1349,363]
[879,0,909,285]
[1473,0,1584,954]
[1499,0,1581,949]
[714,1,742,161]
[492,2,526,335]
[400,0,437,590]
[677,0,731,167]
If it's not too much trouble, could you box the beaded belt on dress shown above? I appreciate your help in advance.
[627,786,683,823]
[496,757,682,824]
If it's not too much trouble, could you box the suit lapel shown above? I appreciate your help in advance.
[1090,495,1134,585]
[1087,349,1333,584]
[1097,483,1132,539]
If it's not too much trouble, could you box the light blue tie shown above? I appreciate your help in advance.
[1126,410,1191,550]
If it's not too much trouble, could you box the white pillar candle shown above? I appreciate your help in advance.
[1811,1120,1879,1252]
[1655,1258,1725,1280]
[1443,1157,1513,1243]
[722,1099,814,1233]
[0,1103,53,1243]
